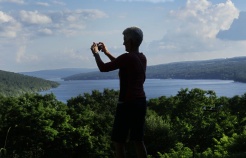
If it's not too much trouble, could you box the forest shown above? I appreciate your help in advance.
[0,70,59,97]
[63,56,246,83]
[0,88,245,158]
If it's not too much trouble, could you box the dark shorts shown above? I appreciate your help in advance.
[111,99,147,143]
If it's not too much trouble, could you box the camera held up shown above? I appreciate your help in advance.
[97,43,102,51]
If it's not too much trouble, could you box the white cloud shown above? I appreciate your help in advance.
[0,11,13,22]
[169,0,239,39]
[0,8,109,39]
[55,9,108,23]
[0,0,24,4]
[16,45,39,63]
[20,10,52,24]
[28,48,93,70]
[145,0,241,66]
[62,48,87,61]
[75,9,108,19]
[0,8,110,71]
[0,9,108,40]
[0,11,21,38]
[52,0,66,6]
[36,2,50,7]
[38,28,53,35]
[9,0,24,4]
[47,9,107,36]
[116,0,173,3]
[217,12,246,40]
[149,0,239,54]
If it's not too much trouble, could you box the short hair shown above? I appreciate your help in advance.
[122,26,143,47]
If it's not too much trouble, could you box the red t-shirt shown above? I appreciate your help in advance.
[97,52,147,102]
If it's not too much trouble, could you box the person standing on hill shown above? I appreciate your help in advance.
[90,26,147,158]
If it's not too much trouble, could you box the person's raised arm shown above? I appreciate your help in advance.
[99,42,116,61]
[90,42,106,72]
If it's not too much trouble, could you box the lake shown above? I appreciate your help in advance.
[39,79,246,103]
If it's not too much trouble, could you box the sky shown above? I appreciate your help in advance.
[0,0,246,72]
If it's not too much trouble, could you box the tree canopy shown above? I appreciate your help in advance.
[0,89,245,157]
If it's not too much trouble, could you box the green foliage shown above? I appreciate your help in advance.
[145,110,176,156]
[0,70,59,97]
[66,89,118,157]
[158,142,193,158]
[147,88,246,157]
[0,88,245,158]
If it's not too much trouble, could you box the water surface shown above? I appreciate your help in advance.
[40,79,246,102]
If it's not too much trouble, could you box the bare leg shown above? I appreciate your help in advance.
[114,142,126,158]
[134,141,147,158]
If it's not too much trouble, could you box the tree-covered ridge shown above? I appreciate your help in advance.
[0,70,59,97]
[147,56,246,82]
[63,56,246,82]
[0,89,245,157]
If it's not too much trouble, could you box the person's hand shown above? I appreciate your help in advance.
[90,42,99,55]
[98,42,109,55]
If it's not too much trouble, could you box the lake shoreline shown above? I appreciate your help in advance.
[39,79,246,103]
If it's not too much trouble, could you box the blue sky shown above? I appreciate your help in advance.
[0,0,246,72]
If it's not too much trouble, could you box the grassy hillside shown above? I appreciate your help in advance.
[0,70,59,97]
[63,56,246,82]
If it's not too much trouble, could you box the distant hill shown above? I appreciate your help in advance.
[63,70,119,80]
[62,56,246,83]
[20,68,97,80]
[0,70,59,97]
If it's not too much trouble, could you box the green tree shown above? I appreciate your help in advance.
[66,89,118,157]
[0,88,245,158]
[157,142,193,158]
[144,110,176,156]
